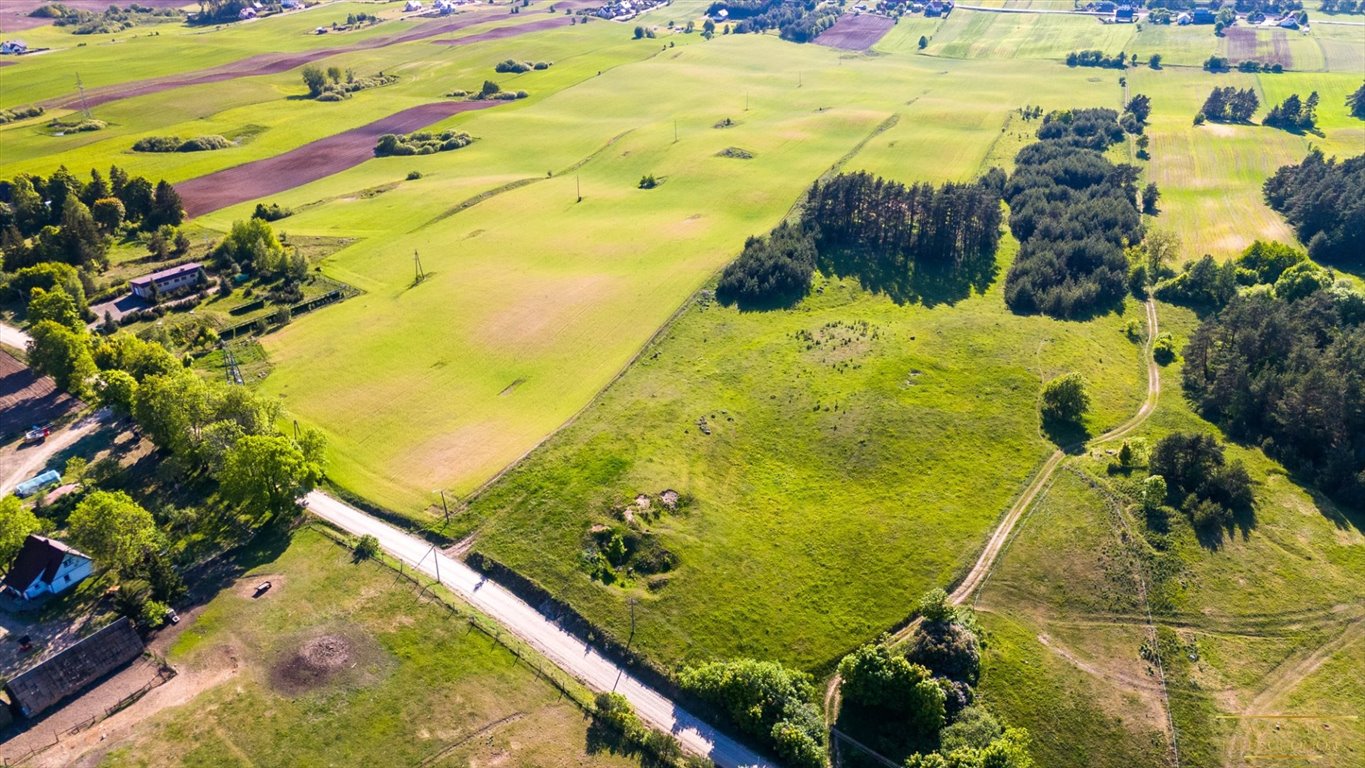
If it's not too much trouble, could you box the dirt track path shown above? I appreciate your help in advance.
[1222,617,1365,766]
[828,299,1161,746]
[948,297,1159,610]
[0,408,110,496]
[46,12,568,111]
[177,100,497,217]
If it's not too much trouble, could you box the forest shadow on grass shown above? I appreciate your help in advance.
[817,246,998,308]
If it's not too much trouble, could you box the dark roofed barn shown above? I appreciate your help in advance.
[5,618,144,718]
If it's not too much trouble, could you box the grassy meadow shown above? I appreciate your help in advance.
[462,242,1149,673]
[973,301,1365,766]
[95,527,637,768]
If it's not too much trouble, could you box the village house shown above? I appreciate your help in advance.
[0,40,28,55]
[1,535,93,603]
[1115,5,1135,22]
[129,262,206,301]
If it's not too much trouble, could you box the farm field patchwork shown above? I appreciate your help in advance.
[3,4,1363,767]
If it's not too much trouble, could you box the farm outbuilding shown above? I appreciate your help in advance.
[5,618,144,718]
[0,40,27,55]
[129,262,206,301]
[1115,5,1134,22]
[1,534,92,602]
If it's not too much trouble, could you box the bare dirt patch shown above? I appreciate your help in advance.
[1224,27,1293,68]
[268,629,386,696]
[814,14,895,51]
[0,351,81,441]
[176,101,497,217]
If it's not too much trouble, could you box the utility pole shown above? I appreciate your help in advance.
[673,119,678,143]
[745,91,749,111]
[413,249,425,283]
[75,72,92,120]
[437,489,450,522]
[576,174,582,203]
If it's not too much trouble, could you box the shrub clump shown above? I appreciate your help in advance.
[494,58,552,73]
[0,105,45,124]
[374,130,474,157]
[133,135,232,153]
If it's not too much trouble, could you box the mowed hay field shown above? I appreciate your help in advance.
[974,302,1365,767]
[463,246,1149,672]
[96,528,635,768]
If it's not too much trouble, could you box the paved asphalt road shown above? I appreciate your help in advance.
[0,321,32,351]
[305,491,774,768]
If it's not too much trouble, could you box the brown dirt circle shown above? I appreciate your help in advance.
[271,632,355,695]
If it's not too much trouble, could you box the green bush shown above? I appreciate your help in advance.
[374,130,474,157]
[354,533,380,560]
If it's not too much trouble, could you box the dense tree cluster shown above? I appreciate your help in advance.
[38,2,182,34]
[803,171,1003,301]
[211,217,304,279]
[1264,91,1320,131]
[1350,83,1365,119]
[837,591,1032,766]
[1197,86,1259,123]
[1149,433,1255,529]
[717,171,1004,308]
[0,166,183,272]
[1183,288,1365,505]
[1003,109,1143,318]
[678,658,825,768]
[715,222,816,308]
[301,65,397,101]
[703,0,841,42]
[1262,150,1365,268]
[1320,0,1365,12]
[1152,240,1323,310]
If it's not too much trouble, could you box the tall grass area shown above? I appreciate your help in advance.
[99,528,636,768]
[463,241,1148,672]
[973,301,1365,766]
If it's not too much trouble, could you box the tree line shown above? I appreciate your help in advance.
[1263,150,1365,268]
[716,171,1004,308]
[0,165,184,273]
[1003,108,1144,318]
[703,0,841,42]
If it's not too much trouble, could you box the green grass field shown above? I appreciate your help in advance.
[98,527,639,768]
[461,240,1148,672]
[973,300,1365,766]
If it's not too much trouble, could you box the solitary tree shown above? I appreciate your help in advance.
[1142,181,1161,214]
[1349,82,1365,119]
[302,65,327,97]
[1041,372,1090,424]
[218,434,323,526]
[918,35,928,49]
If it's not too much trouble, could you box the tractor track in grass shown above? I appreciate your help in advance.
[1223,617,1365,766]
[43,12,567,111]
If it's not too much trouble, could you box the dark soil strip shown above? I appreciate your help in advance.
[813,14,894,51]
[177,101,496,217]
[48,12,565,110]
[430,15,570,45]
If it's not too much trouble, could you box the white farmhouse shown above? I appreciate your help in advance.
[1,535,93,603]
